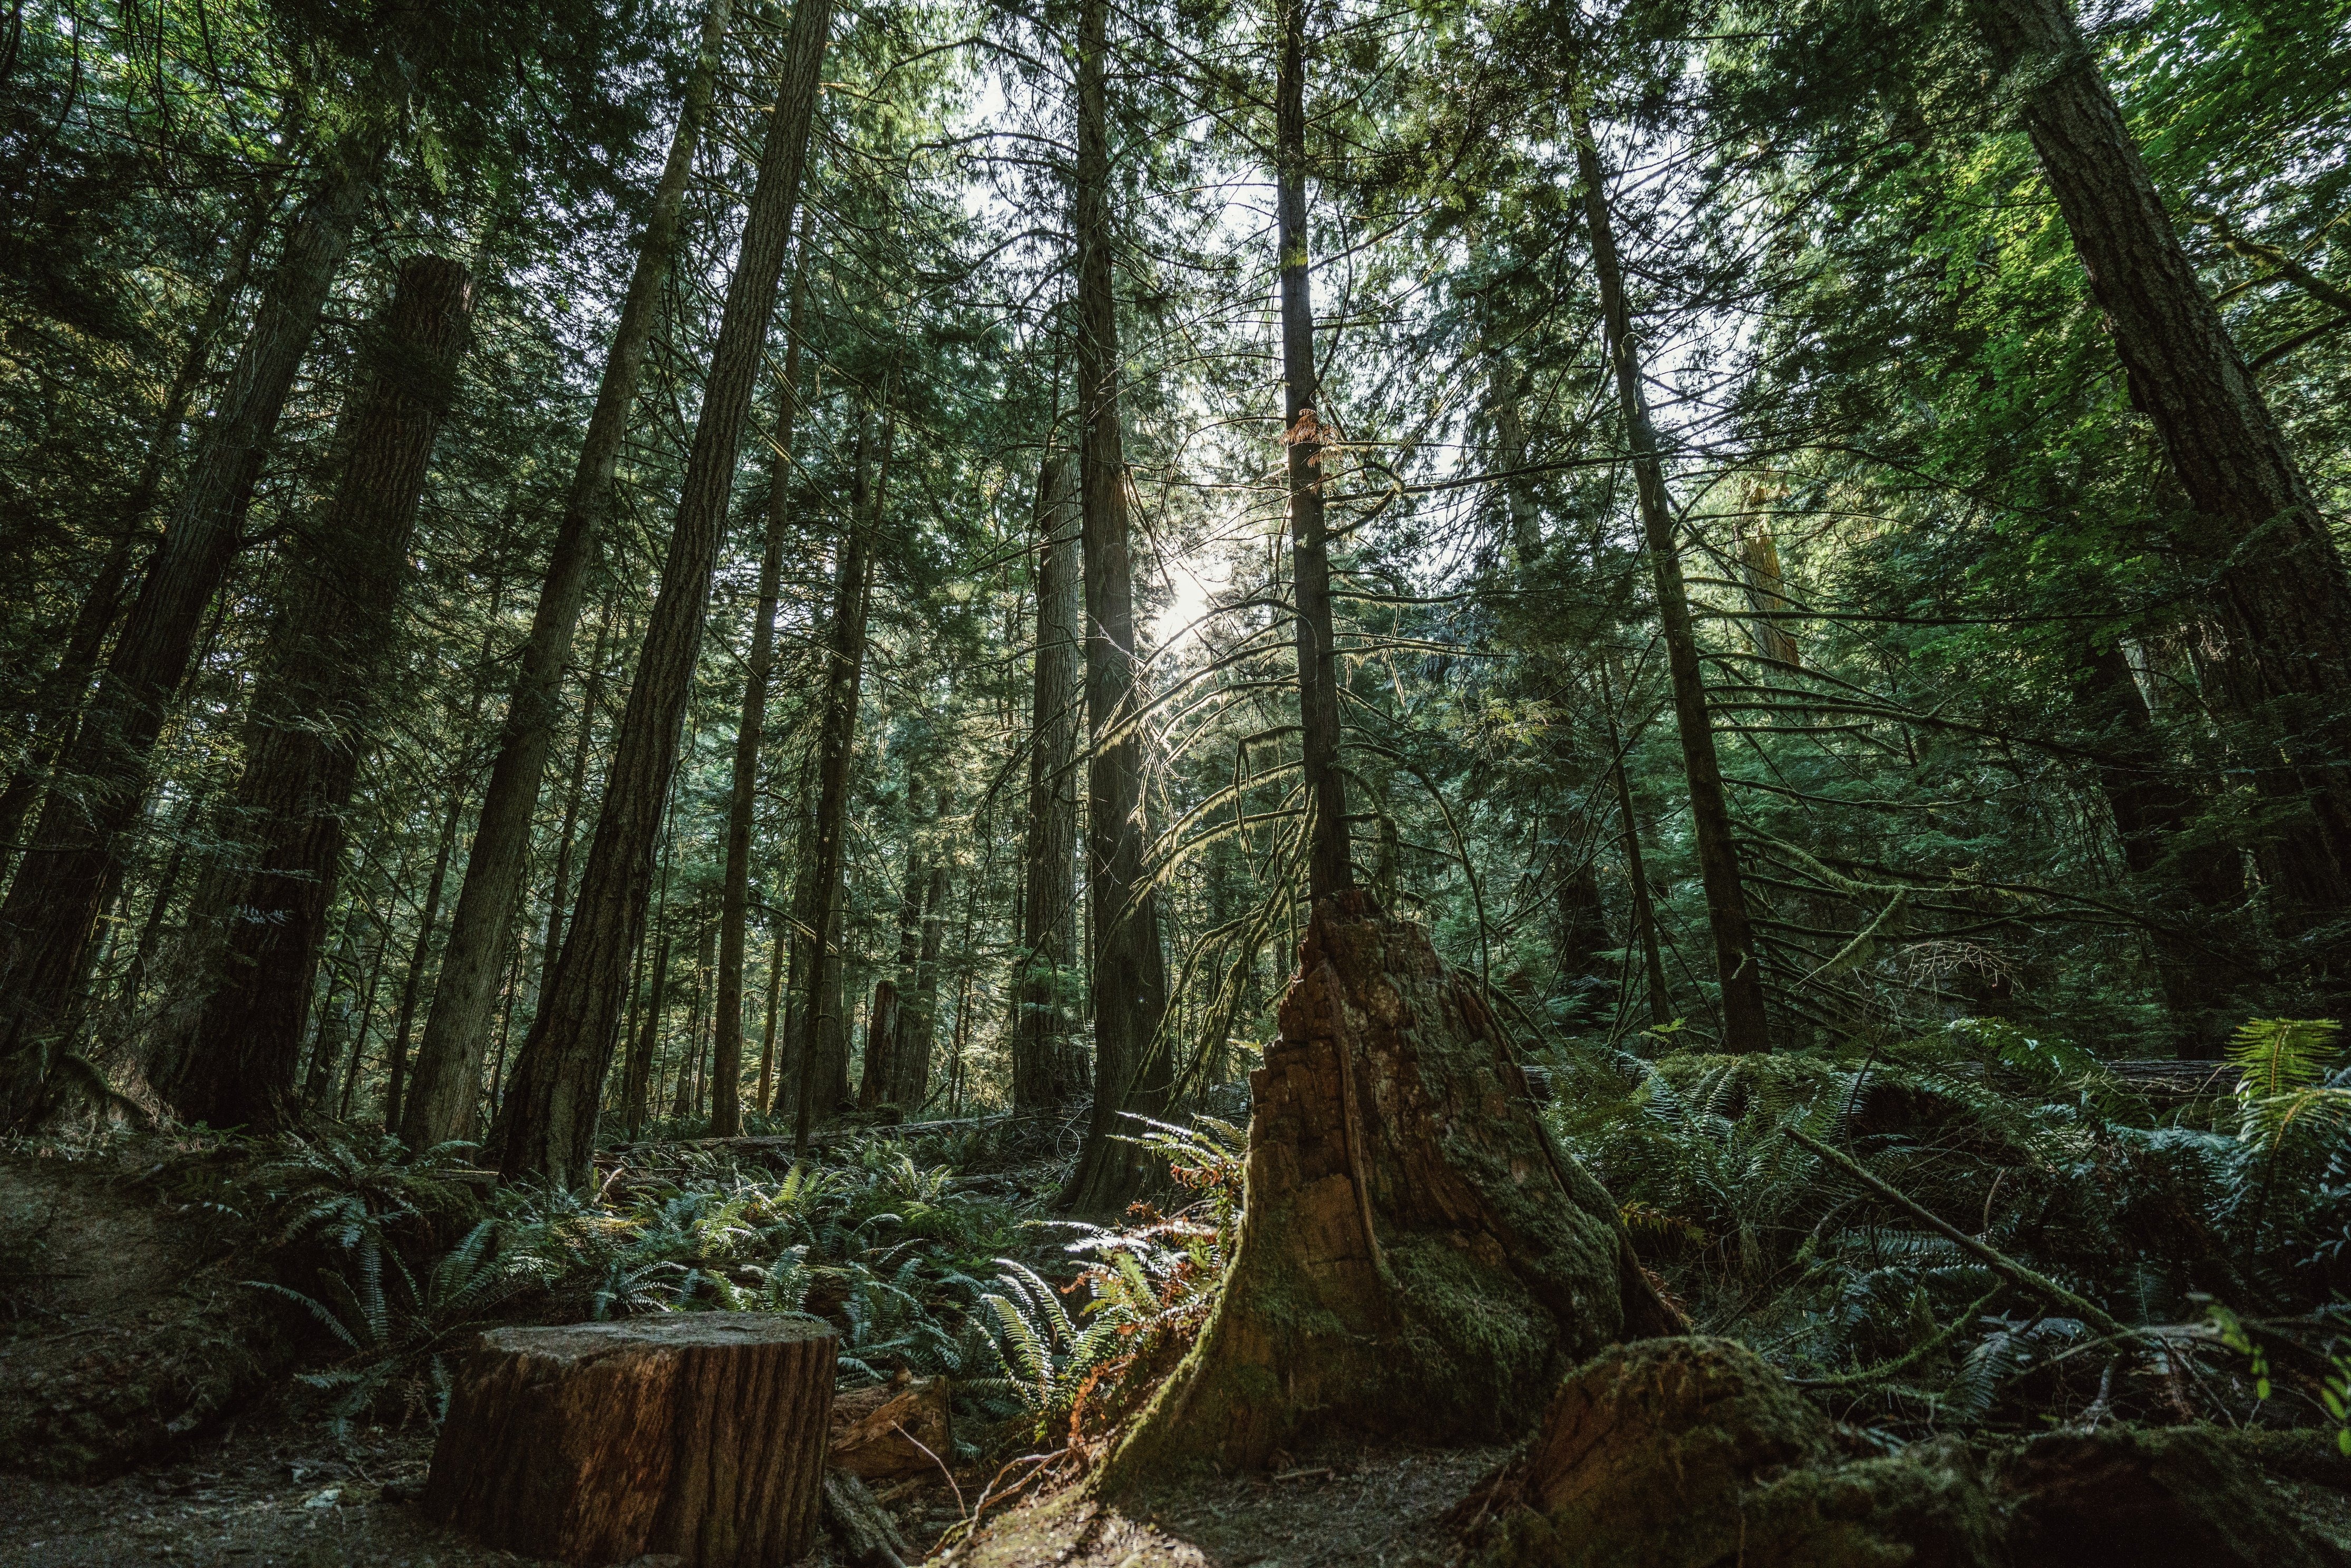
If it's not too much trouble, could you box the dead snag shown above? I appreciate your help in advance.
[1102,893,1680,1485]
[423,1313,833,1566]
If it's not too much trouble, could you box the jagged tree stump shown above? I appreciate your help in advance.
[1103,894,1680,1485]
[422,1313,835,1566]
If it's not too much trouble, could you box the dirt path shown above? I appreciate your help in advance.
[941,1443,1505,1568]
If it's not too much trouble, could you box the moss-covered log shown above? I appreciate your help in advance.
[1102,893,1679,1485]
[1471,1337,1999,1568]
[1469,1337,2350,1568]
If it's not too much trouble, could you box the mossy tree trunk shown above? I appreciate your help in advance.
[1102,893,1680,1485]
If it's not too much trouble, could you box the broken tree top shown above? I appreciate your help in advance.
[424,1312,836,1568]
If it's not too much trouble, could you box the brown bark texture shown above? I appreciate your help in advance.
[1101,893,1679,1486]
[167,254,475,1131]
[490,0,830,1187]
[1571,89,1771,1052]
[1060,0,1172,1214]
[1013,454,1088,1113]
[1970,0,2351,933]
[0,142,381,1128]
[411,0,736,1154]
[422,1313,833,1567]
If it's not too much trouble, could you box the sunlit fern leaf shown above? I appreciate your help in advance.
[2230,1018,2343,1098]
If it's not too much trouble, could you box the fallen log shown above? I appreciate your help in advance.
[829,1370,952,1480]
[421,1313,834,1567]
[822,1468,913,1568]
[1464,1337,2343,1568]
[1101,893,1681,1486]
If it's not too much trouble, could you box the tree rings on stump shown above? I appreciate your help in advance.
[422,1312,835,1566]
[1103,893,1680,1485]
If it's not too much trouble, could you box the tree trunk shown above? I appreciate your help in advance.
[627,921,674,1141]
[489,0,831,1187]
[423,1314,834,1568]
[860,834,924,1111]
[540,597,616,1002]
[1600,661,1670,1028]
[1971,0,2351,940]
[415,0,737,1156]
[772,793,819,1126]
[858,979,898,1111]
[166,255,475,1132]
[714,269,804,1136]
[890,859,947,1112]
[0,192,273,895]
[1277,0,1352,905]
[0,140,385,1128]
[755,919,787,1115]
[1101,894,1680,1486]
[384,778,464,1136]
[795,413,880,1149]
[1013,453,1087,1113]
[1059,0,1171,1214]
[1571,87,1770,1052]
[2081,641,2245,1054]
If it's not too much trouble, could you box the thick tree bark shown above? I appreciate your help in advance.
[1101,894,1680,1486]
[1013,453,1088,1113]
[1059,0,1172,1214]
[413,0,736,1153]
[164,256,476,1131]
[795,415,879,1149]
[714,262,803,1137]
[0,141,384,1128]
[1277,0,1352,906]
[424,1314,834,1567]
[1571,90,1771,1052]
[1969,0,2351,936]
[489,0,831,1186]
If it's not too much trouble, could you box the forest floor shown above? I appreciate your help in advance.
[939,1445,1507,1568]
[0,1136,1504,1568]
[0,1413,1505,1568]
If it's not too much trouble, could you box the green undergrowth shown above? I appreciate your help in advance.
[108,1111,1249,1453]
[1544,1015,2351,1439]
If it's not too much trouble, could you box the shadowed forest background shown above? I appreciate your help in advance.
[4,0,2351,1560]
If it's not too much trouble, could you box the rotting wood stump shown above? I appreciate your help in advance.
[422,1312,834,1566]
[1102,893,1682,1486]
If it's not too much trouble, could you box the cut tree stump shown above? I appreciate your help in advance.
[421,1312,834,1566]
[829,1370,952,1480]
[1102,893,1682,1486]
